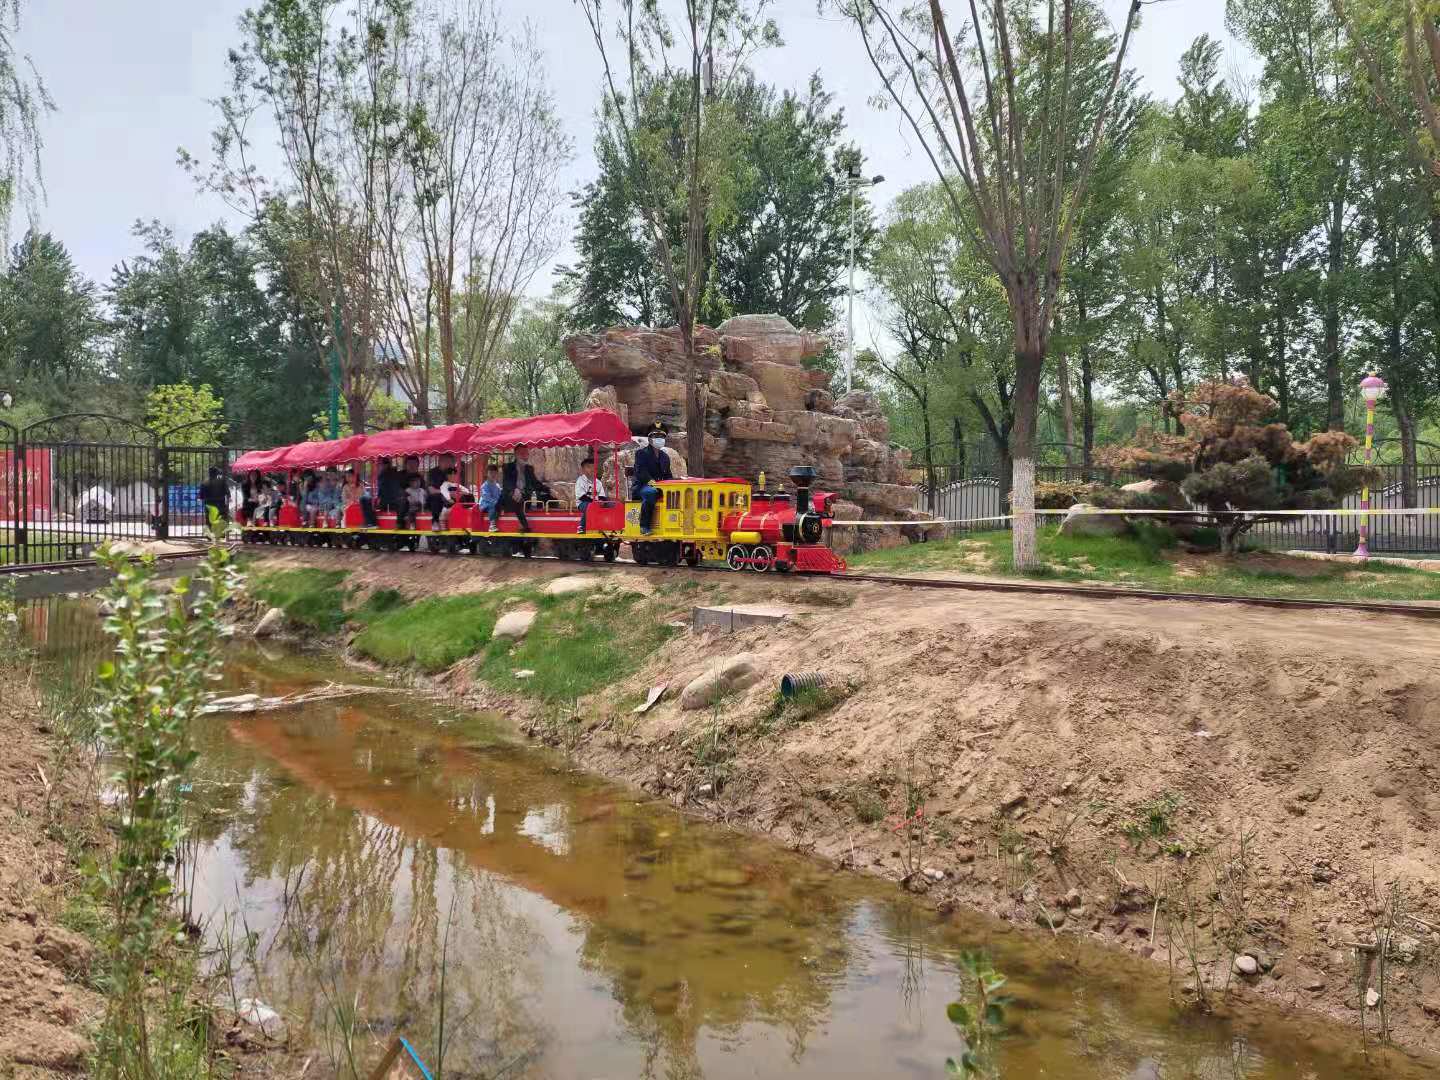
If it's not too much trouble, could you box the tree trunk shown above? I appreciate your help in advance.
[921,399,935,512]
[1010,345,1045,570]
[1057,349,1075,465]
[1392,380,1418,509]
[1080,345,1095,472]
[344,392,367,439]
[952,415,966,482]
[681,321,705,477]
[1323,200,1346,430]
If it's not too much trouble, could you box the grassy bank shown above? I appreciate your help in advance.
[849,526,1440,602]
[249,565,681,703]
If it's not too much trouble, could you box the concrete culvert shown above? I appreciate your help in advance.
[780,672,826,697]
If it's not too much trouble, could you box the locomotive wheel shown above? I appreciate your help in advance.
[659,541,681,566]
[577,543,596,562]
[726,544,748,571]
[750,544,773,572]
[603,542,618,563]
[683,546,701,568]
[632,542,651,566]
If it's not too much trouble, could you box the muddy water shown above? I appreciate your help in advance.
[28,607,1427,1078]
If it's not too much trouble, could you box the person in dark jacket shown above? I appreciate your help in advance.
[200,467,230,523]
[631,421,672,534]
[500,444,552,532]
[377,459,406,522]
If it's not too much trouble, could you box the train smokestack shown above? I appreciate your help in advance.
[788,465,816,515]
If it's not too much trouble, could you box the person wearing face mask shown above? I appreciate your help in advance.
[631,421,673,535]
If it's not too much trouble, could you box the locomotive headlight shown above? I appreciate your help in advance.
[796,512,823,545]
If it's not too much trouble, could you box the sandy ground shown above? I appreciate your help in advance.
[250,548,1440,1058]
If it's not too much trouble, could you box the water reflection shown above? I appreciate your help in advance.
[29,611,1430,1079]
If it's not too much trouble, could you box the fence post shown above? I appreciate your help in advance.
[154,444,169,541]
[14,439,26,565]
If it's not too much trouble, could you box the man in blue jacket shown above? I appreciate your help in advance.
[631,421,673,535]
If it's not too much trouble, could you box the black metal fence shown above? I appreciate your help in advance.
[919,461,1440,556]
[0,413,251,567]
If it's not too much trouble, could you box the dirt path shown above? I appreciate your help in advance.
[249,548,1440,1058]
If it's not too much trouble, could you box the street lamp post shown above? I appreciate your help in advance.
[844,164,883,397]
[1354,372,1388,559]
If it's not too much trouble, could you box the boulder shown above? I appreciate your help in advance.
[1120,478,1189,511]
[723,416,796,443]
[253,607,285,638]
[1058,504,1131,538]
[749,360,812,411]
[493,609,537,640]
[544,575,606,597]
[680,653,762,709]
[718,314,826,366]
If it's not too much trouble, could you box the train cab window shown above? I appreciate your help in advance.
[665,490,680,510]
[698,490,713,510]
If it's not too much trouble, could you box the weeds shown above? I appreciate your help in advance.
[250,566,350,633]
[758,682,850,734]
[1121,793,1182,851]
[847,784,885,824]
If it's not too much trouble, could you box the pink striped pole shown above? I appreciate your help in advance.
[1354,373,1387,559]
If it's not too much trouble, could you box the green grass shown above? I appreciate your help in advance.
[476,589,679,702]
[250,567,352,634]
[353,590,513,672]
[848,526,1440,603]
[350,580,681,700]
[352,586,408,624]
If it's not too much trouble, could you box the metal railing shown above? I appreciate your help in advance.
[918,462,1440,555]
[0,413,254,566]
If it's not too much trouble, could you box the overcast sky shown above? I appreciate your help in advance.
[17,0,1255,334]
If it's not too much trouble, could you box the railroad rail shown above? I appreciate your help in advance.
[11,543,1440,621]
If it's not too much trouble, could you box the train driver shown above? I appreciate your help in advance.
[632,421,672,535]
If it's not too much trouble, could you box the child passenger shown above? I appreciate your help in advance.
[478,464,503,532]
[574,456,606,534]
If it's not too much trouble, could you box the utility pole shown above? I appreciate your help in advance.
[843,163,883,396]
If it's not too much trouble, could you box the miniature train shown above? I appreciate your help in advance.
[232,409,848,575]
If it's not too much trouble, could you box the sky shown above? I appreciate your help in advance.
[16,0,1256,332]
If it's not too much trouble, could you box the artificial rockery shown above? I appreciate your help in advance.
[1058,380,1376,554]
[553,315,933,551]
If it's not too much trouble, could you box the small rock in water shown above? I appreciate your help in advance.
[238,998,286,1040]
[1366,987,1381,1009]
[253,607,285,638]
[1233,955,1260,977]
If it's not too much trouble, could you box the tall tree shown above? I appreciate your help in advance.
[188,0,414,437]
[379,0,569,425]
[841,0,1142,567]
[575,0,780,475]
[1228,0,1366,431]
[496,297,583,417]
[0,1,52,233]
[566,71,872,333]
[0,230,103,387]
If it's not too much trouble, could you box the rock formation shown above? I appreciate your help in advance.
[560,315,930,547]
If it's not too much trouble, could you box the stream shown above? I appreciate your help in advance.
[25,597,1431,1079]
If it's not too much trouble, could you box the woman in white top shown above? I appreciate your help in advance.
[575,457,606,534]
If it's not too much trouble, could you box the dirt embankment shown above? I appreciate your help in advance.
[0,665,102,1074]
[248,548,1440,1057]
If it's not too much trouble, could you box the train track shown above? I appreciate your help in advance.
[0,548,209,577]
[8,543,1440,622]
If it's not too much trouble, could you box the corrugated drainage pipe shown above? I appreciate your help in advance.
[780,672,826,697]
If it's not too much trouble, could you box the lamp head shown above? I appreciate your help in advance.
[871,174,885,185]
[1359,373,1388,406]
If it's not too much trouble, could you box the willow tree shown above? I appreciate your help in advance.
[574,0,779,476]
[0,1,50,233]
[1334,1,1440,179]
[839,0,1141,566]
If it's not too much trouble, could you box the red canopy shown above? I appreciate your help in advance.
[464,410,631,455]
[360,423,481,461]
[275,434,371,470]
[232,446,294,472]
